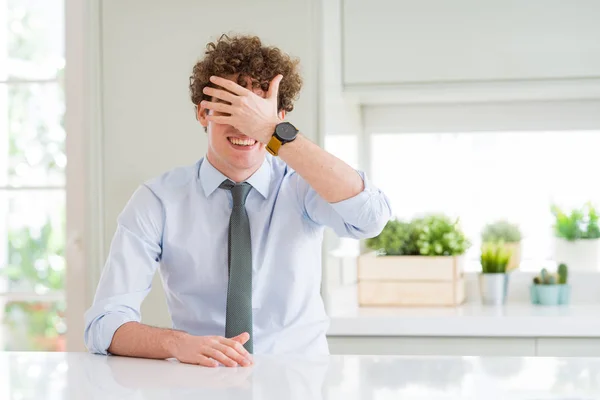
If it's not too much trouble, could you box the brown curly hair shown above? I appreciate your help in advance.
[189,34,303,116]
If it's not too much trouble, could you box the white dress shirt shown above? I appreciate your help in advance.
[84,154,392,355]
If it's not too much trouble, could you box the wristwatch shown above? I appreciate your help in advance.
[266,122,299,156]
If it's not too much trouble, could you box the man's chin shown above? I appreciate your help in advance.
[228,151,264,170]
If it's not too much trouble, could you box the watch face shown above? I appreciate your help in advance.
[276,122,298,141]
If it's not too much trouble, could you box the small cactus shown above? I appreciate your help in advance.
[540,268,550,284]
[533,265,567,285]
[558,263,568,284]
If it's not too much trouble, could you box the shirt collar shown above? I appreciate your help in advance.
[198,156,271,199]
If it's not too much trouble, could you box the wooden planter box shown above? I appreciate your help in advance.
[357,252,466,307]
[505,242,521,272]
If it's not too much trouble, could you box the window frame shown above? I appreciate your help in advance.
[359,102,600,273]
[0,0,103,352]
[0,0,68,349]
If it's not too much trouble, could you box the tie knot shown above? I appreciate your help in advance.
[220,180,252,206]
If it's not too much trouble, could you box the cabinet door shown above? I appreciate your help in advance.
[327,336,536,356]
[536,338,600,357]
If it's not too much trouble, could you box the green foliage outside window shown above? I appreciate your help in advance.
[1,0,67,351]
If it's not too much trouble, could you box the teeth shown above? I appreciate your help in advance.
[229,138,255,146]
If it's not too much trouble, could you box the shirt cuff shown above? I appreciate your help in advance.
[329,170,384,226]
[90,312,138,356]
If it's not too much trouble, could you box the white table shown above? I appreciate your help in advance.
[1,351,600,399]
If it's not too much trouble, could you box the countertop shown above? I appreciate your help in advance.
[327,302,600,337]
[2,351,600,399]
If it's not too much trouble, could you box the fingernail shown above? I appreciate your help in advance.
[241,359,250,366]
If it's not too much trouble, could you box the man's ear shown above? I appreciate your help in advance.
[278,109,286,121]
[196,104,209,128]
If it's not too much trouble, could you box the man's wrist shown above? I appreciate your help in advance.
[277,132,305,158]
[162,329,187,358]
[263,120,279,144]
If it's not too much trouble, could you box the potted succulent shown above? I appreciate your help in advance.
[479,241,513,305]
[481,220,522,271]
[551,202,600,271]
[360,213,471,306]
[530,263,570,306]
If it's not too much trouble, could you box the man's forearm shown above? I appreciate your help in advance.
[108,321,182,359]
[277,134,364,203]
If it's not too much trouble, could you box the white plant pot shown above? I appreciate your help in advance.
[553,238,600,271]
[478,273,509,306]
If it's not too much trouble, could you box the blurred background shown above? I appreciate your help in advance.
[1,0,600,362]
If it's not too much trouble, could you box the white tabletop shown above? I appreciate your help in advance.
[1,351,600,399]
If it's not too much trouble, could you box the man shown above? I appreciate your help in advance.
[84,34,391,368]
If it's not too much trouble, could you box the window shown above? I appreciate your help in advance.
[324,134,359,170]
[0,0,66,351]
[370,130,600,271]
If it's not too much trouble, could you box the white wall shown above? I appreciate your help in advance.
[342,0,600,86]
[318,0,366,307]
[97,0,321,328]
[320,0,362,138]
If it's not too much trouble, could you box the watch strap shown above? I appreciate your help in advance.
[266,135,283,156]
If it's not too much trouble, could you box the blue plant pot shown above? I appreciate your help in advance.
[530,284,571,306]
[558,284,571,304]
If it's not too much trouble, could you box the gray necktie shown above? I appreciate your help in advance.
[219,180,253,353]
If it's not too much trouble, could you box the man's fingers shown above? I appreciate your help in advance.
[206,115,231,125]
[214,343,251,366]
[267,74,283,99]
[219,336,251,358]
[202,87,238,104]
[201,100,232,114]
[202,346,238,367]
[231,332,250,344]
[210,75,251,96]
[194,354,219,368]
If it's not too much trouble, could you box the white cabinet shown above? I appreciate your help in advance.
[328,336,600,356]
[342,0,600,86]
[328,336,536,356]
[537,338,600,357]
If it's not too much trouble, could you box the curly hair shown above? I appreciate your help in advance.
[189,34,303,115]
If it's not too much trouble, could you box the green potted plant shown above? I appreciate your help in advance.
[413,214,471,257]
[551,202,600,271]
[481,220,522,272]
[360,213,471,307]
[479,241,513,305]
[530,263,570,306]
[365,219,420,256]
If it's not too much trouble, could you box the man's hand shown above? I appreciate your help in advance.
[201,75,282,144]
[169,332,254,368]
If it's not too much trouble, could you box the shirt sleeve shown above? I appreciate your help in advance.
[294,169,392,239]
[84,184,164,355]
